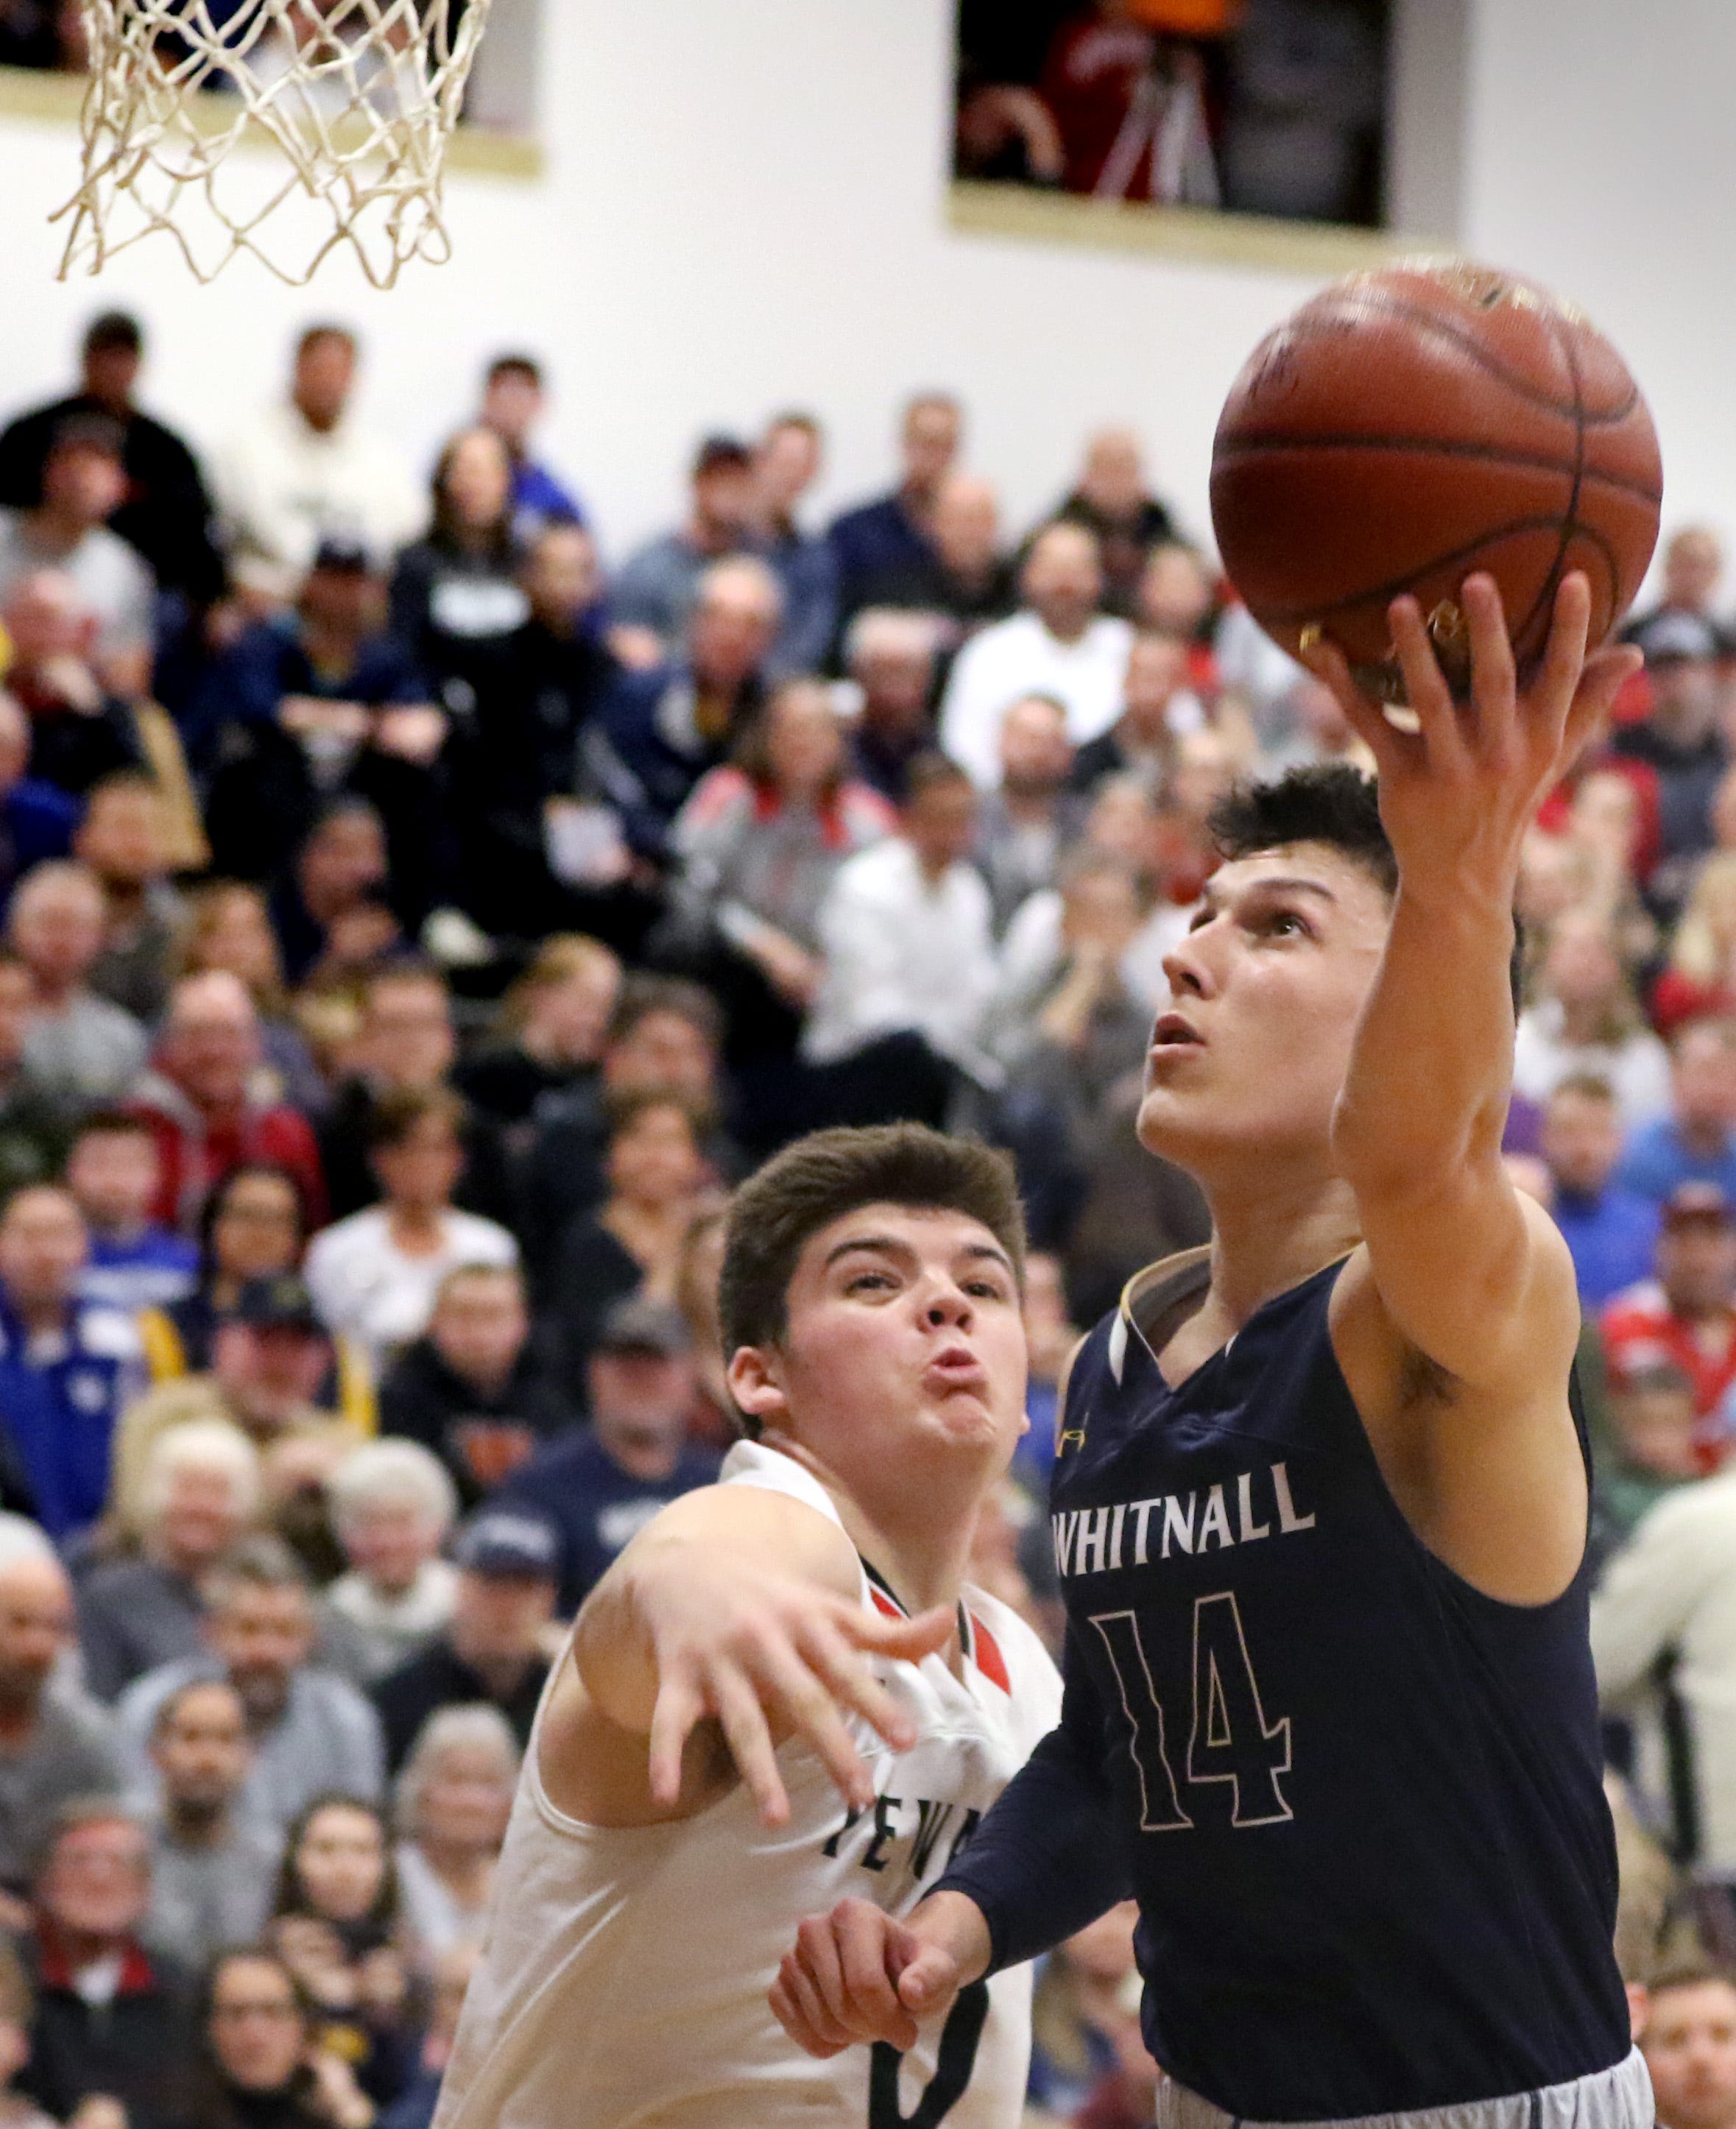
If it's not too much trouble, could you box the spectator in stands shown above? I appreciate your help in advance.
[543,1092,712,1382]
[110,1276,362,1542]
[0,1939,54,2129]
[0,1544,122,1901]
[268,795,401,990]
[0,0,80,68]
[839,472,1012,656]
[1070,628,1195,793]
[0,311,226,615]
[0,693,77,914]
[389,428,529,702]
[215,324,422,611]
[1513,911,1673,1129]
[478,353,585,541]
[141,1679,278,1973]
[378,1263,573,1508]
[0,573,146,799]
[827,393,962,612]
[0,415,155,702]
[392,1703,517,1964]
[1655,855,1736,1037]
[322,1442,458,1685]
[67,1110,198,1314]
[0,1184,142,1537]
[974,693,1087,934]
[940,521,1133,785]
[454,934,621,1129]
[18,1801,198,2129]
[197,541,445,910]
[1051,428,1179,615]
[11,861,147,1105]
[840,606,942,805]
[1591,1360,1701,1564]
[752,412,837,679]
[128,971,327,1232]
[371,1505,560,1768]
[802,753,997,1122]
[1626,526,1731,658]
[0,952,75,1203]
[1540,1076,1662,1307]
[492,1295,719,1617]
[119,1536,385,1831]
[1138,540,1218,657]
[175,881,327,1116]
[610,436,761,654]
[598,554,783,857]
[135,1163,308,1380]
[1618,1021,1736,1207]
[375,1942,476,2129]
[194,1946,373,2129]
[1603,1182,1736,1470]
[1611,612,1727,864]
[76,772,180,1024]
[304,1087,518,1370]
[78,1422,261,1703]
[1639,1967,1736,2129]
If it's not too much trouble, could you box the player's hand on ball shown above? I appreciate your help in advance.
[636,1553,953,1825]
[1300,570,1642,905]
[770,1895,986,2058]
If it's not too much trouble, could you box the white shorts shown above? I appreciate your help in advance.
[1155,2047,1654,2129]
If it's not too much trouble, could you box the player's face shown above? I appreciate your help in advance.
[738,1204,1027,1493]
[1138,845,1389,1179]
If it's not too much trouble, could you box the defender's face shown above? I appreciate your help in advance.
[737,1204,1028,1486]
[1138,846,1389,1174]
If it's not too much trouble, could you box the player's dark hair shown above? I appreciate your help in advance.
[1210,765,1525,1012]
[719,1125,1026,1441]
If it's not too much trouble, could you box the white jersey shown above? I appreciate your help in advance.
[434,1441,1063,2129]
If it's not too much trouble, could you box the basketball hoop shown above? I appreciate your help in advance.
[52,0,493,287]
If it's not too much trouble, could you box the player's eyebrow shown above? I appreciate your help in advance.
[823,1235,1015,1279]
[1199,875,1340,914]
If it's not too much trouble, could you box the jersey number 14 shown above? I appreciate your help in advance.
[1091,1592,1293,1828]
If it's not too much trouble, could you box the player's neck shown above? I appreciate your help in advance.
[763,1438,975,1618]
[1200,1166,1363,1331]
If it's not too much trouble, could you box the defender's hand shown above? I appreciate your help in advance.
[1302,571,1640,905]
[769,1893,990,2058]
[615,1542,953,1824]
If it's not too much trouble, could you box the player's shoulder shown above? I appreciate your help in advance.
[1059,1247,1212,1441]
[960,1585,1062,1731]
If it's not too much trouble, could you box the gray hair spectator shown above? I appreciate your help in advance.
[392,1702,518,1966]
[116,1533,385,1835]
[10,860,148,1104]
[77,1419,262,1703]
[322,1441,459,1684]
[0,571,147,801]
[841,605,942,805]
[140,1677,278,1974]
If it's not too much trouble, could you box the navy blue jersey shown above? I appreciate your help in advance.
[942,1250,1630,2120]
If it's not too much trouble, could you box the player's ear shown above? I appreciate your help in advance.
[727,1344,790,1430]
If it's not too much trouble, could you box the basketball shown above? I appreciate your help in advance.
[1210,259,1664,699]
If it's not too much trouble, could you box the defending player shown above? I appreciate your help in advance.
[772,575,1657,2129]
[431,1123,1060,2128]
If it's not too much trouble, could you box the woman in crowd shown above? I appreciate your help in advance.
[1512,906,1673,1127]
[542,1088,712,1381]
[389,428,528,699]
[452,933,621,1128]
[271,1796,416,2110]
[1654,850,1736,1036]
[138,1162,308,1376]
[177,880,330,1116]
[322,1441,458,1684]
[392,1704,519,1966]
[303,1088,518,1371]
[193,1947,375,2129]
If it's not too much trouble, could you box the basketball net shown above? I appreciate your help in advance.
[52,0,493,287]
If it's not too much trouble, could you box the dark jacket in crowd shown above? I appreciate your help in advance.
[378,1335,576,1508]
[20,1924,198,2129]
[371,1637,552,1772]
[593,662,766,861]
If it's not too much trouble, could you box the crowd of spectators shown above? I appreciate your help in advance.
[0,303,1726,2123]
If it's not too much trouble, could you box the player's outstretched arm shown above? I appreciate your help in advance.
[568,1483,951,1826]
[1305,572,1640,1594]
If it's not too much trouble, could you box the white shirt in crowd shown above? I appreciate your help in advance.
[214,400,423,601]
[939,610,1135,787]
[303,1207,518,1371]
[0,509,155,668]
[1592,1472,1736,1878]
[1511,998,1673,1129]
[802,838,998,1075]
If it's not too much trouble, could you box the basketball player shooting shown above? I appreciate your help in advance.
[431,1125,1061,2128]
[772,573,1659,2129]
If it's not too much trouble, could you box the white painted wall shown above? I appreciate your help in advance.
[0,0,1719,571]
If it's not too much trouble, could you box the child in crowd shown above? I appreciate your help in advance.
[67,1109,198,1313]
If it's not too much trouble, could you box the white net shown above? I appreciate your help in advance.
[53,0,493,286]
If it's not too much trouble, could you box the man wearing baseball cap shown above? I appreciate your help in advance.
[487,1295,720,1615]
[370,1501,564,1769]
[1602,1182,1736,1472]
